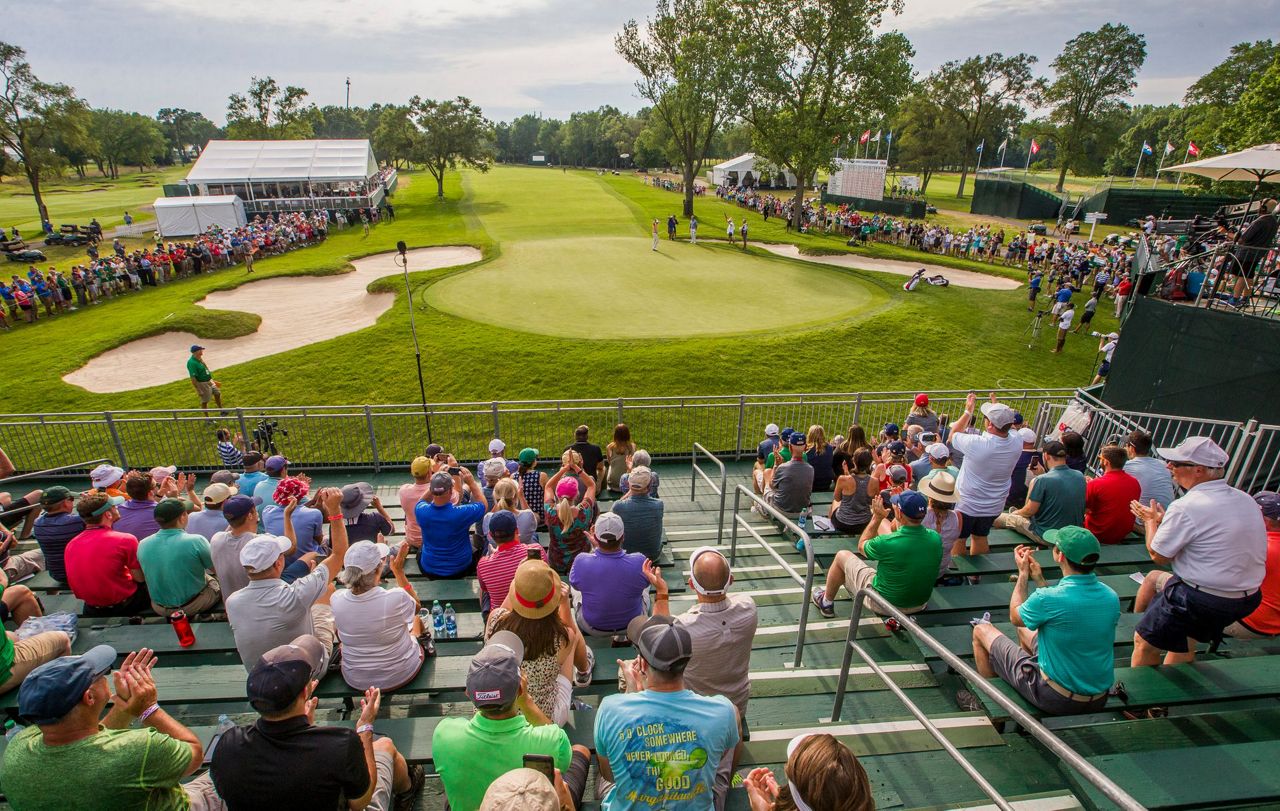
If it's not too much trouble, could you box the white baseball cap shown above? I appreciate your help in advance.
[488,438,507,454]
[345,540,390,575]
[1157,436,1229,469]
[239,534,291,573]
[1018,427,1038,445]
[90,464,125,489]
[765,423,779,437]
[925,443,950,461]
[980,402,1017,429]
[483,457,508,480]
[595,512,625,542]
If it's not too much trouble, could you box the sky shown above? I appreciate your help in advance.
[8,0,1276,125]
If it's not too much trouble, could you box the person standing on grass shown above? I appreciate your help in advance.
[651,219,659,251]
[667,214,677,241]
[1052,301,1074,354]
[740,217,749,249]
[725,214,735,244]
[188,345,224,415]
[690,213,698,245]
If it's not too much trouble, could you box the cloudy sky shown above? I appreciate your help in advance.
[9,0,1276,124]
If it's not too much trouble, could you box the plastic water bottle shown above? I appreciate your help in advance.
[431,601,445,637]
[4,720,21,740]
[444,603,458,639]
[216,714,235,734]
[795,507,810,552]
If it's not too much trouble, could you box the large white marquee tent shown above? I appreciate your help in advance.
[184,140,379,187]
[152,195,247,237]
[709,153,798,188]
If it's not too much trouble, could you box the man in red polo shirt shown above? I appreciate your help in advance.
[1085,445,1141,544]
[64,492,151,616]
[476,511,544,615]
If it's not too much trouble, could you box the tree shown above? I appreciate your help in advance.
[1216,52,1280,150]
[616,0,736,217]
[507,113,542,163]
[48,99,96,178]
[226,76,315,139]
[0,41,83,225]
[1185,40,1279,108]
[927,53,1037,197]
[893,91,962,192]
[408,96,494,199]
[1042,23,1146,192]
[90,109,166,178]
[371,105,417,169]
[156,108,219,163]
[314,105,370,139]
[729,0,913,229]
[536,119,563,163]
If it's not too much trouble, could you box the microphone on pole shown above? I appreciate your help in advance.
[396,240,407,260]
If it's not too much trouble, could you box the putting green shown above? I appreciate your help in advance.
[425,237,884,339]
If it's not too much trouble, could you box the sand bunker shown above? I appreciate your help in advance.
[63,247,481,393]
[758,244,1021,290]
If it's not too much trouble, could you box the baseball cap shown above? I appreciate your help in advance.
[510,560,561,620]
[918,471,958,504]
[466,630,525,709]
[1107,331,1119,340]
[424,444,444,458]
[40,486,74,506]
[780,427,795,442]
[891,490,929,519]
[190,344,204,353]
[345,540,390,575]
[429,472,454,495]
[222,494,260,521]
[239,534,291,573]
[1043,526,1101,566]
[242,451,264,468]
[627,615,694,673]
[888,464,909,482]
[1042,440,1068,458]
[272,476,309,506]
[595,511,625,543]
[518,448,539,465]
[210,469,239,486]
[246,635,326,713]
[153,498,193,523]
[887,440,906,455]
[339,482,375,522]
[925,443,950,461]
[764,423,780,437]
[1254,491,1280,520]
[628,466,653,491]
[480,768,559,811]
[202,483,234,506]
[788,432,806,447]
[488,511,518,537]
[883,422,900,437]
[488,438,507,454]
[410,456,432,478]
[914,394,929,407]
[18,645,117,724]
[264,455,289,474]
[1157,436,1230,468]
[555,478,579,499]
[149,465,177,482]
[483,457,507,481]
[979,402,1017,429]
[89,464,124,489]
[1012,412,1025,427]
[1018,427,1038,445]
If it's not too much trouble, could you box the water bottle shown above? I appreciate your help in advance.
[444,603,458,639]
[4,720,21,740]
[431,601,445,637]
[216,714,235,734]
[170,610,196,647]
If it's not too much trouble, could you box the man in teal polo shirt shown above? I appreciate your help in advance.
[433,632,589,811]
[969,526,1120,715]
[136,498,221,617]
[994,440,1086,544]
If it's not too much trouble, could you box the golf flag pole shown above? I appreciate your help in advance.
[874,130,881,160]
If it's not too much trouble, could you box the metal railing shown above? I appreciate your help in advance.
[832,588,1144,811]
[690,443,727,545]
[728,485,815,668]
[0,458,110,485]
[1233,424,1280,493]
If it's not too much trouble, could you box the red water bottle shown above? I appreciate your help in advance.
[170,610,196,647]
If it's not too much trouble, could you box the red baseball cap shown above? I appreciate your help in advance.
[914,394,929,407]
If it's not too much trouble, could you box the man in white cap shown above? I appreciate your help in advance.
[948,392,1024,557]
[480,767,570,811]
[225,488,349,672]
[913,440,957,489]
[186,482,234,541]
[757,423,781,464]
[478,438,507,487]
[89,463,125,498]
[1091,332,1119,386]
[1130,436,1267,668]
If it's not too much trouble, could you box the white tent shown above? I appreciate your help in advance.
[710,153,797,188]
[153,195,247,237]
[185,140,379,185]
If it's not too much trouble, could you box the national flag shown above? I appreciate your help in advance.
[872,130,881,141]
[976,139,984,153]
[859,129,871,144]
[1029,139,1040,155]
[997,138,1008,152]
[1187,141,1200,156]
[884,130,893,143]
[1141,141,1153,156]
[1164,141,1175,155]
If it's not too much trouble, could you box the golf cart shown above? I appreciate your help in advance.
[1028,222,1048,236]
[44,225,91,247]
[1,239,47,263]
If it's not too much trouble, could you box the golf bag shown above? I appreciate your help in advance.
[903,268,926,291]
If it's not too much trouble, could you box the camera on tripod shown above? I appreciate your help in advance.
[252,419,287,455]
[1089,331,1105,338]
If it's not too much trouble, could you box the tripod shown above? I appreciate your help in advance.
[1022,310,1048,350]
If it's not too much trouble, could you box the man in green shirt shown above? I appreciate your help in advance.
[811,490,941,617]
[994,440,1086,544]
[968,527,1120,715]
[186,345,223,415]
[137,498,221,618]
[1,645,221,810]
[433,631,589,811]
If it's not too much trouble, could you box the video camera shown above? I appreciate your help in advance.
[252,418,287,455]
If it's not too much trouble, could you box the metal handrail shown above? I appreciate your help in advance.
[0,458,110,484]
[690,443,728,545]
[729,484,815,668]
[832,588,1144,811]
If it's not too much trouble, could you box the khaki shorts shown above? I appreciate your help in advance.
[365,747,395,811]
[311,604,337,670]
[0,631,70,693]
[840,555,925,615]
[994,512,1044,544]
[194,380,217,404]
[152,574,222,618]
[183,772,225,811]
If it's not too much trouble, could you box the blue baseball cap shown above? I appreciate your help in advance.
[891,490,928,519]
[222,494,261,521]
[190,344,204,353]
[18,645,117,724]
[780,427,795,441]
[489,510,518,536]
[883,423,900,437]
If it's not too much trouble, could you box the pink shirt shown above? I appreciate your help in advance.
[398,482,430,545]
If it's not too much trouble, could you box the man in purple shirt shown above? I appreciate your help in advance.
[569,513,651,636]
[112,472,161,541]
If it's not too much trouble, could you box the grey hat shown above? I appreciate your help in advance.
[429,472,454,495]
[466,630,525,709]
[627,615,693,673]
[210,469,240,486]
[339,482,375,522]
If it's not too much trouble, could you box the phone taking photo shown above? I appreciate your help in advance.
[523,753,556,783]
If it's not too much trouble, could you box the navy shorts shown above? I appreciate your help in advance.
[958,513,997,539]
[1135,576,1261,653]
[1098,360,1111,377]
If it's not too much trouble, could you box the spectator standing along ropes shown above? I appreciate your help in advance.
[187,345,224,415]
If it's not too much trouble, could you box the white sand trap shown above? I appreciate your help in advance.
[63,246,481,393]
[758,243,1021,290]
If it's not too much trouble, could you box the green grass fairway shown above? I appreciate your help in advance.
[427,236,881,338]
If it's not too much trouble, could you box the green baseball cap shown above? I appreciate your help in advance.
[40,486,74,505]
[1042,526,1101,566]
[518,448,539,465]
[153,498,195,523]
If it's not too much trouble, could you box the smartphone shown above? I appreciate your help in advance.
[523,753,556,783]
[448,466,462,476]
[879,491,893,509]
[203,730,227,766]
[526,547,542,560]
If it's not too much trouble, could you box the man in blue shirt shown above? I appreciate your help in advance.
[609,468,664,562]
[755,424,780,464]
[32,487,83,585]
[251,455,290,504]
[416,471,486,578]
[237,452,268,498]
[968,526,1119,715]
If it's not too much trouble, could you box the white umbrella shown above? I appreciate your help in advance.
[1161,143,1280,184]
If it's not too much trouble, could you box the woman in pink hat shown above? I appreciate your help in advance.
[542,463,596,575]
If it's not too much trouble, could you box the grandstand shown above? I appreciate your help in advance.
[2,389,1279,809]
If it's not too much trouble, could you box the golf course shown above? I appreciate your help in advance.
[0,164,1118,415]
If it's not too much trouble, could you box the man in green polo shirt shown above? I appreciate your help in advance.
[186,344,223,415]
[968,526,1120,715]
[811,490,941,617]
[136,498,221,618]
[433,631,589,811]
[994,439,1086,544]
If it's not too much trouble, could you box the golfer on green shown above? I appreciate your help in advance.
[187,344,223,414]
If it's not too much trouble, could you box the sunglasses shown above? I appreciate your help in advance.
[1166,461,1199,468]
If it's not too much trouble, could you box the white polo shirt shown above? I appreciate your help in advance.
[331,585,421,690]
[1151,478,1266,592]
[951,429,1024,517]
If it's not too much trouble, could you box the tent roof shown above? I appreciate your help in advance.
[1162,143,1280,184]
[713,153,757,172]
[153,195,243,208]
[185,140,379,184]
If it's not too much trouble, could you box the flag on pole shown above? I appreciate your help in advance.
[1029,139,1040,155]
[885,131,893,143]
[872,130,881,141]
[1164,141,1175,155]
[859,130,871,144]
[976,140,984,153]
[997,138,1008,152]
[1187,141,1200,156]
[1141,141,1153,156]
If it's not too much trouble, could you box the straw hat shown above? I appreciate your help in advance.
[510,560,562,620]
[918,471,958,504]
